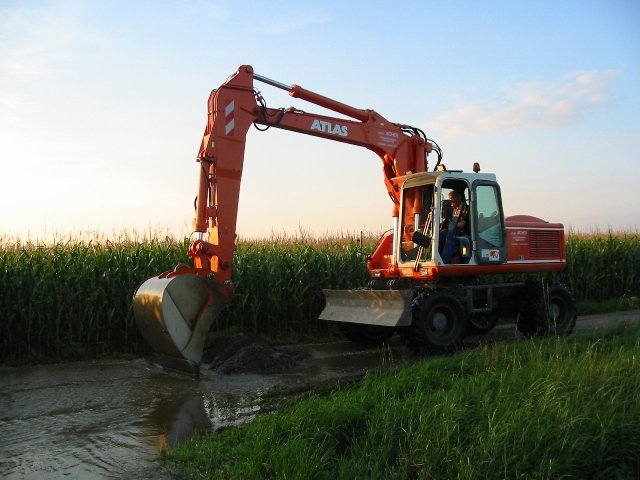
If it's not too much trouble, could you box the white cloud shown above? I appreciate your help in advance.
[426,70,621,138]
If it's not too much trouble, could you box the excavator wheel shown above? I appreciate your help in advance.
[400,289,466,353]
[546,284,577,335]
[132,273,224,375]
[516,282,550,338]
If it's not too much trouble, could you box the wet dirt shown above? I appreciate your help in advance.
[202,334,309,374]
[1,310,638,479]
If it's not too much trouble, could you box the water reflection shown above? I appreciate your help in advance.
[145,393,210,451]
[0,360,270,479]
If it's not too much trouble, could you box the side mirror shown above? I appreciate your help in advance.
[411,231,432,249]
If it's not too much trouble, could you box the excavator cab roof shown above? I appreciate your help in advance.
[395,169,498,190]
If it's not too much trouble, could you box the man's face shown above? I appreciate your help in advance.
[449,193,460,206]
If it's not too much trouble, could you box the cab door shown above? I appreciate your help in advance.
[472,181,507,264]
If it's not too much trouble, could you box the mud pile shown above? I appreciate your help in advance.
[201,334,306,374]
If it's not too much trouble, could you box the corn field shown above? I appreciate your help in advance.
[565,231,640,301]
[0,230,638,362]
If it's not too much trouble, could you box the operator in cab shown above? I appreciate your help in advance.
[440,190,470,264]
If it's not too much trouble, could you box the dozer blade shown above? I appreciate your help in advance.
[319,289,413,327]
[133,274,223,375]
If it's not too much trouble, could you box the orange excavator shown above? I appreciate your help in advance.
[133,65,576,374]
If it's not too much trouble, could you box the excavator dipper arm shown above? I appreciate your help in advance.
[132,65,434,374]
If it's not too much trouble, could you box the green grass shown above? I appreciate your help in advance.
[162,324,640,479]
[0,229,638,362]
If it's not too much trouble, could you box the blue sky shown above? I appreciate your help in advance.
[1,0,638,240]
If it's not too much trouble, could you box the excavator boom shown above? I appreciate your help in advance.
[132,65,436,374]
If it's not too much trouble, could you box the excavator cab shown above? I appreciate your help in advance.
[398,171,507,267]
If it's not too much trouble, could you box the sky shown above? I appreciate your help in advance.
[1,0,639,241]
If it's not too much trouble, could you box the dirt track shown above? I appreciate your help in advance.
[199,309,640,385]
[476,309,640,343]
[570,309,640,332]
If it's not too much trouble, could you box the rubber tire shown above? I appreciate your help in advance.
[466,312,498,334]
[517,282,550,338]
[337,323,395,347]
[401,290,466,353]
[547,284,577,335]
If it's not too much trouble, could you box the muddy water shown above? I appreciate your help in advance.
[0,340,411,479]
[0,357,304,479]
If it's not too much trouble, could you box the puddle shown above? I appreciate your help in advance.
[0,359,278,479]
[0,339,411,479]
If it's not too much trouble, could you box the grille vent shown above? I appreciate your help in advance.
[529,230,561,258]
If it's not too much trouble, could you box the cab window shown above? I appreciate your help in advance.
[400,184,434,263]
[475,184,504,248]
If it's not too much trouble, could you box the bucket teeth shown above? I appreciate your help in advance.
[148,353,201,377]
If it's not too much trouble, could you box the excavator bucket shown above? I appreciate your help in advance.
[320,289,413,327]
[132,274,223,375]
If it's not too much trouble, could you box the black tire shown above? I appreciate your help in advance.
[337,323,395,347]
[466,312,498,334]
[401,290,466,353]
[517,282,550,338]
[547,284,577,335]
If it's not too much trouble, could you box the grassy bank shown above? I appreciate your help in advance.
[162,324,640,479]
[1,230,639,362]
